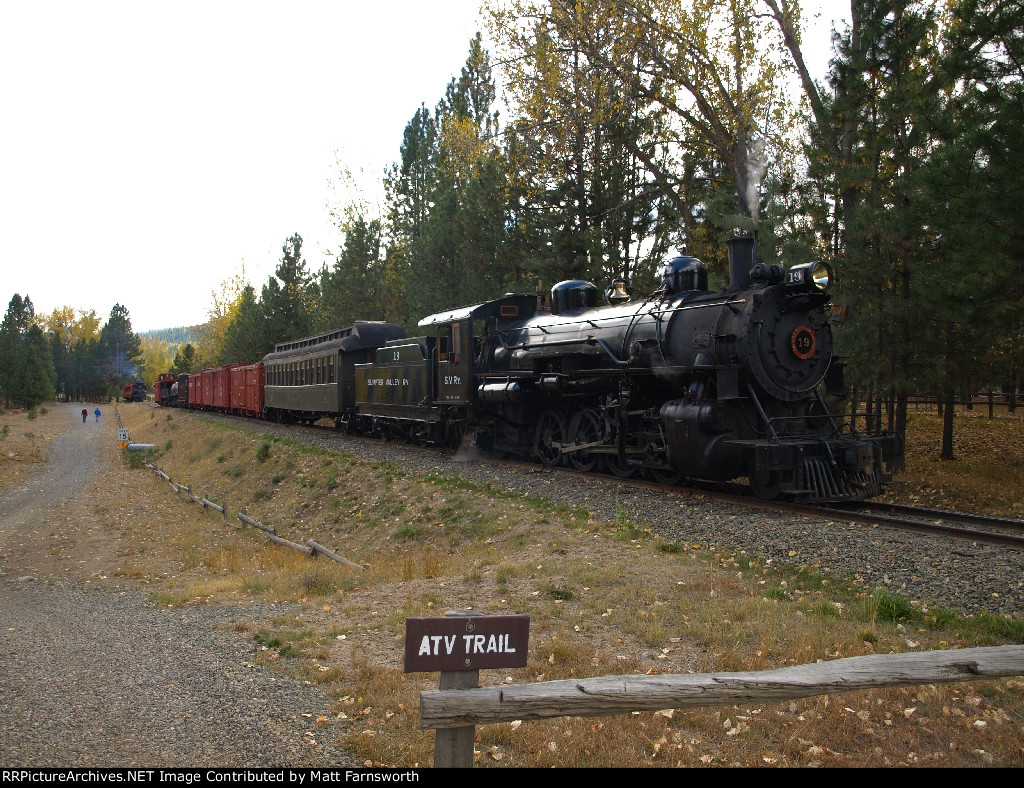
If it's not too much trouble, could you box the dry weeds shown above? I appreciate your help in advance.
[3,400,1022,768]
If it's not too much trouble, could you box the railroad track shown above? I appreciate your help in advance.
[557,467,1024,551]
[193,409,1024,552]
[821,500,1024,551]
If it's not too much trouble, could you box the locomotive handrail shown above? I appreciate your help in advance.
[496,297,743,339]
[747,383,780,441]
[494,334,631,368]
[593,338,629,368]
[813,389,841,434]
[650,298,747,316]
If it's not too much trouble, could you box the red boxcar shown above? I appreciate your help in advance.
[212,364,241,411]
[229,365,246,413]
[198,369,215,409]
[188,373,202,409]
[230,362,265,417]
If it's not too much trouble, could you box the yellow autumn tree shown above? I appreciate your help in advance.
[193,264,250,368]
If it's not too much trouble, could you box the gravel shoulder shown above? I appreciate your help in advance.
[0,403,351,768]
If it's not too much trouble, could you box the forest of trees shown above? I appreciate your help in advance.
[0,297,143,407]
[3,1,1020,460]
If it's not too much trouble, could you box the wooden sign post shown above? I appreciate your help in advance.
[405,611,529,768]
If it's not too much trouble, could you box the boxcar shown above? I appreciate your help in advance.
[231,362,265,417]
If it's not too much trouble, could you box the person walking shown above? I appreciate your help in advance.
[94,407,101,423]
[81,408,87,423]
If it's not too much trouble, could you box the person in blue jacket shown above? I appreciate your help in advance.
[94,407,101,422]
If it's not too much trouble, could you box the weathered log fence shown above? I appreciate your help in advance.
[419,644,1024,768]
[142,462,362,569]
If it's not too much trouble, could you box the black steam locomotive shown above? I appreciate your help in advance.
[347,235,900,502]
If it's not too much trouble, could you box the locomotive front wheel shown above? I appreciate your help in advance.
[445,422,467,450]
[567,409,603,472]
[648,467,684,486]
[747,461,783,500]
[534,409,567,467]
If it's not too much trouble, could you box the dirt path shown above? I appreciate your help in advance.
[0,404,108,580]
[0,403,349,767]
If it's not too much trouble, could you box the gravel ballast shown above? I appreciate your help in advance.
[235,414,1024,619]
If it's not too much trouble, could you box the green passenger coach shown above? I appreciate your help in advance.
[262,321,405,425]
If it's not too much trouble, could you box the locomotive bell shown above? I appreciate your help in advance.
[660,256,707,294]
[605,278,631,304]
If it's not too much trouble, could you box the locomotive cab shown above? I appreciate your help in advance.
[435,320,473,404]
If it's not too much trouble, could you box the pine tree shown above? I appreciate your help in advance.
[220,286,269,362]
[170,343,199,376]
[260,234,317,346]
[98,304,144,397]
[0,294,35,408]
[11,324,56,408]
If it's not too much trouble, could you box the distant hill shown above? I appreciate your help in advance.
[140,326,201,345]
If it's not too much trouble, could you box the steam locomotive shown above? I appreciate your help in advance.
[122,380,147,402]
[156,235,900,503]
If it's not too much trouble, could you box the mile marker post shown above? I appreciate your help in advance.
[405,610,529,768]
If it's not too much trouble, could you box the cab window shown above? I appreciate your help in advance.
[437,330,449,362]
[451,322,462,363]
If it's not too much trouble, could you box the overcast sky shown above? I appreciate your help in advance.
[0,1,850,334]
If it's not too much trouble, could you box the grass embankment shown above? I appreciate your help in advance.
[96,404,1024,767]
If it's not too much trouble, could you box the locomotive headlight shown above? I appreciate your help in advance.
[786,261,833,292]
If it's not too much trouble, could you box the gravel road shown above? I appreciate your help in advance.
[0,404,351,768]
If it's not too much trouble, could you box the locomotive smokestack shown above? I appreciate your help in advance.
[726,233,757,291]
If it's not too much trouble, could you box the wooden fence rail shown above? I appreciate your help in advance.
[419,645,1024,766]
[142,462,361,568]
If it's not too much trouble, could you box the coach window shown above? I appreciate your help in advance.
[328,356,335,383]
